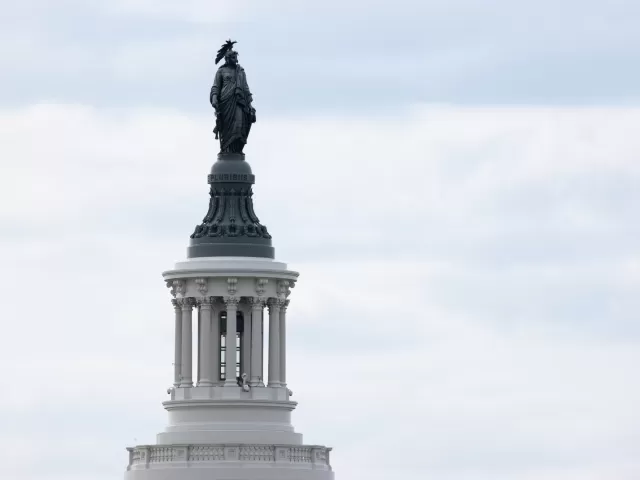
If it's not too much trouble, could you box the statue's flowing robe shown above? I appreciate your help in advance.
[210,64,254,153]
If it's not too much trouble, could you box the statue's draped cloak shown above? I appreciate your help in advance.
[210,65,254,153]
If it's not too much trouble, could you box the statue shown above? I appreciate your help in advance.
[210,40,256,154]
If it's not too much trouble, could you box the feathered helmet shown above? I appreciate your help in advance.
[215,39,237,64]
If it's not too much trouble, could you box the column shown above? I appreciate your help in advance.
[211,299,221,385]
[198,298,214,386]
[267,299,281,387]
[180,298,193,387]
[196,306,201,385]
[250,298,265,386]
[279,299,289,387]
[241,303,252,380]
[172,299,182,387]
[224,296,239,386]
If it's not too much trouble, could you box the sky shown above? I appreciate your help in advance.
[0,1,639,479]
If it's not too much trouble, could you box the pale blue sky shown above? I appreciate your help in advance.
[2,1,640,111]
[0,2,639,480]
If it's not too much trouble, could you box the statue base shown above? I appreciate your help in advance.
[187,153,275,259]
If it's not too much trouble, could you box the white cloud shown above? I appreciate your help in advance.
[0,104,639,479]
[1,0,639,110]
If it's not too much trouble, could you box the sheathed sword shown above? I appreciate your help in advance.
[213,109,220,139]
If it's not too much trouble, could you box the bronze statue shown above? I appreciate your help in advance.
[210,40,256,153]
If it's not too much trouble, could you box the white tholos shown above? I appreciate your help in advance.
[125,256,334,480]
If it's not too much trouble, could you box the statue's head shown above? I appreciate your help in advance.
[225,50,238,67]
[215,39,239,66]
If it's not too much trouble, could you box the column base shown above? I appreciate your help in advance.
[168,385,292,402]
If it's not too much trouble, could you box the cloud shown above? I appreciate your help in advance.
[1,1,640,109]
[0,103,639,479]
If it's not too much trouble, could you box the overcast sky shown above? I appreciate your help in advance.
[0,1,639,480]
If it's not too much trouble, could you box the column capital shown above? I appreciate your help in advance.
[267,298,281,314]
[247,296,266,310]
[210,296,225,307]
[171,298,181,308]
[181,297,194,310]
[270,298,288,308]
[199,296,213,308]
[224,296,240,307]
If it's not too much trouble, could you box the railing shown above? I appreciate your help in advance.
[127,444,331,471]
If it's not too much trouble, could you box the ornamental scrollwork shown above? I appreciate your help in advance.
[227,277,238,295]
[171,279,186,297]
[195,278,208,296]
[277,280,292,299]
[256,278,268,296]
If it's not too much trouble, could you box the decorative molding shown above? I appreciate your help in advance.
[189,446,224,462]
[171,279,186,297]
[149,447,175,463]
[127,444,331,470]
[290,447,312,463]
[224,446,238,461]
[240,445,274,462]
[190,186,272,240]
[256,278,269,296]
[195,278,208,296]
[277,280,291,299]
[227,277,238,295]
